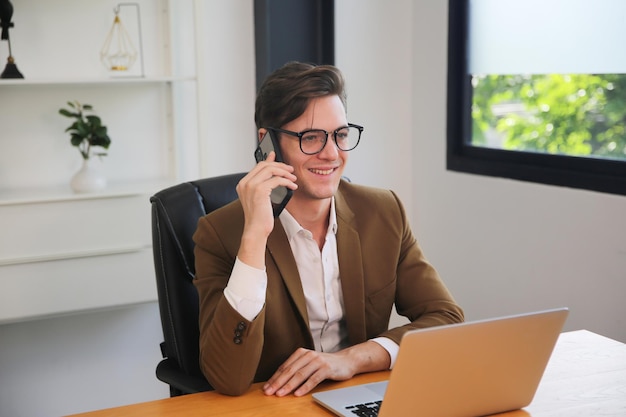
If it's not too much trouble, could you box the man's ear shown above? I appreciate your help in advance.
[257,128,267,143]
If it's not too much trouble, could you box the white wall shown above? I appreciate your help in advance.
[336,0,626,344]
[1,1,625,417]
[0,303,167,417]
[335,0,415,215]
[0,2,256,417]
[193,0,257,178]
[408,1,626,343]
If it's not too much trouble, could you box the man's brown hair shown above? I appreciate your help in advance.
[254,62,347,129]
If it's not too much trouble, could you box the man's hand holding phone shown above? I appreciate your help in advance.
[235,150,296,269]
[254,130,294,217]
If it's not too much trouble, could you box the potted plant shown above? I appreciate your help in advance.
[59,101,111,193]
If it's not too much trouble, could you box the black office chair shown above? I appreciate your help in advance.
[150,172,246,397]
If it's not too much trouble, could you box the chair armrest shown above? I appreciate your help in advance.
[156,359,213,396]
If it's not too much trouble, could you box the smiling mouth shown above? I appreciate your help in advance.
[310,168,335,175]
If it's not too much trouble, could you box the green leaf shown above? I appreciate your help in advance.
[59,109,76,117]
[70,134,84,147]
[86,115,102,127]
[94,126,107,136]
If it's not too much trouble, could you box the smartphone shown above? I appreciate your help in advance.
[254,130,293,217]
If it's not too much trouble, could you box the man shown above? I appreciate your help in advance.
[193,62,463,397]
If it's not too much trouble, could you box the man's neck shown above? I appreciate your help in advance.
[287,197,332,248]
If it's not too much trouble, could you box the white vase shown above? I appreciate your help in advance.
[70,158,107,193]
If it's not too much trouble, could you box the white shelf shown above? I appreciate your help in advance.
[0,179,176,206]
[0,0,198,324]
[0,76,195,86]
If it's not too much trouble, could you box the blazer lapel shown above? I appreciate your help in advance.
[335,188,368,344]
[266,221,310,326]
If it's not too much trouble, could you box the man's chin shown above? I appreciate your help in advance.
[297,185,338,201]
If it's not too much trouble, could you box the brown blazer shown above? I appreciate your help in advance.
[193,180,464,395]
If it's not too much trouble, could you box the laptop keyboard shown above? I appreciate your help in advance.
[345,400,382,416]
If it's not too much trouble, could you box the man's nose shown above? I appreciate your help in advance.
[318,134,340,158]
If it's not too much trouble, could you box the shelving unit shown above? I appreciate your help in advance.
[0,0,198,323]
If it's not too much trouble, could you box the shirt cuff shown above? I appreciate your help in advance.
[223,257,267,321]
[370,337,399,369]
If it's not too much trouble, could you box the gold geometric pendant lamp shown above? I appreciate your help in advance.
[100,3,140,72]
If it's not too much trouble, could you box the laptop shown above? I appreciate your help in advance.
[312,307,569,417]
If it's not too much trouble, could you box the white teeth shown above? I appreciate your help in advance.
[311,168,333,175]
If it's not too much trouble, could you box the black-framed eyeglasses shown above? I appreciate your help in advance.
[267,123,363,155]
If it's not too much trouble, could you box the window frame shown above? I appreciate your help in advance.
[446,0,626,196]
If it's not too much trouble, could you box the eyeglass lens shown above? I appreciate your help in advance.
[300,126,360,154]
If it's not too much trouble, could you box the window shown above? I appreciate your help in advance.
[447,0,626,195]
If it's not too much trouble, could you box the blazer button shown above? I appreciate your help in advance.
[233,337,242,344]
[237,321,246,331]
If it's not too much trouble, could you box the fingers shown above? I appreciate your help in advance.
[251,151,296,183]
[236,152,297,235]
[263,348,320,397]
[293,368,326,397]
[238,153,297,204]
[263,349,347,397]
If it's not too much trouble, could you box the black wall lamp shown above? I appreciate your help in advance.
[0,0,23,79]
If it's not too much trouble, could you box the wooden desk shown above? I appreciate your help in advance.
[66,330,626,417]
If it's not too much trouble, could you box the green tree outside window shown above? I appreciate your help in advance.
[472,74,626,160]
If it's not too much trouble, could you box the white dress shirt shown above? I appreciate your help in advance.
[223,198,398,366]
[279,199,346,352]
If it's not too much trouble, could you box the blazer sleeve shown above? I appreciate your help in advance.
[377,191,464,344]
[193,207,266,396]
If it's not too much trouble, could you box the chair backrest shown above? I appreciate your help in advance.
[150,173,246,389]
